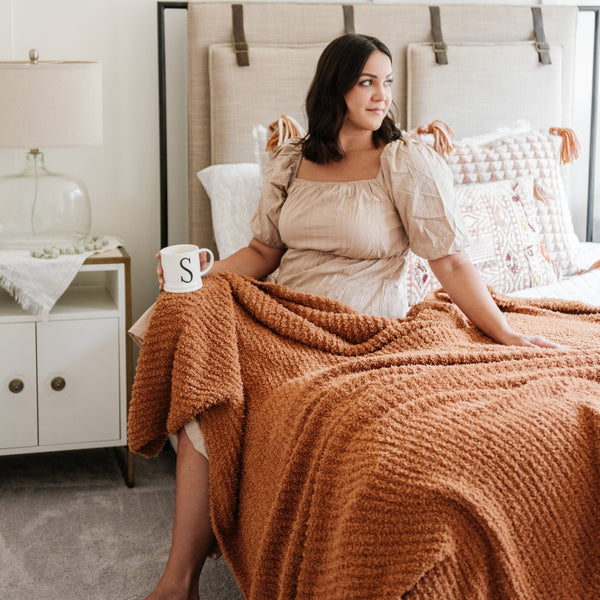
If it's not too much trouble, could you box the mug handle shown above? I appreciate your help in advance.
[198,248,215,276]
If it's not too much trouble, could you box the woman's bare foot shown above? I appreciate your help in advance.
[208,539,222,560]
[142,573,200,600]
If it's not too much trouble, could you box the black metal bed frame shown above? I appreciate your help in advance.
[158,1,188,248]
[157,1,599,248]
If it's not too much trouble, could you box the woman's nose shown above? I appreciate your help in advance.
[372,85,386,101]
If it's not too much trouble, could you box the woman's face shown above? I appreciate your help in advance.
[342,50,393,135]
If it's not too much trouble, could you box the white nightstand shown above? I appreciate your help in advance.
[0,247,135,486]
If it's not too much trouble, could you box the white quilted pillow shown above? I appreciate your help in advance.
[197,163,261,259]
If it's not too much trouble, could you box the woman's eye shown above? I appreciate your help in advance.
[359,79,373,87]
[385,79,394,86]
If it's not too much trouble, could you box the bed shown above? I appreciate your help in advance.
[129,2,600,598]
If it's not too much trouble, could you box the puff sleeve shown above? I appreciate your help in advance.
[250,139,303,249]
[383,140,470,260]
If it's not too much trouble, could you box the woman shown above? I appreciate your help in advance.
[145,33,559,600]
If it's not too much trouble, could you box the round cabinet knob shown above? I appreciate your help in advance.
[8,378,24,393]
[50,376,66,391]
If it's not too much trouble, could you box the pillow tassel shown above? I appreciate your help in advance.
[549,127,581,164]
[415,120,456,159]
[265,115,305,153]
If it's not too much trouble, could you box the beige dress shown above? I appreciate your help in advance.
[251,138,469,318]
[141,138,470,458]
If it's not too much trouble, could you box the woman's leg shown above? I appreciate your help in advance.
[144,427,215,600]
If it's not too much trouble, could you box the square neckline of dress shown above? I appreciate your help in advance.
[292,141,393,186]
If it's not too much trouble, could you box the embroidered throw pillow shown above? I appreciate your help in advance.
[446,129,580,277]
[405,177,558,306]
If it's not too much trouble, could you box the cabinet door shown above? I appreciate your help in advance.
[37,318,120,446]
[0,322,37,449]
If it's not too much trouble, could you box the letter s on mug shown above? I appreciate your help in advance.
[179,256,194,284]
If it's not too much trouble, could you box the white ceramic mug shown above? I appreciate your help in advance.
[160,244,214,293]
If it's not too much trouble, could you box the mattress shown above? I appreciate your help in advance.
[509,242,600,306]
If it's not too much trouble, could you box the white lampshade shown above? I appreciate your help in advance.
[0,56,102,148]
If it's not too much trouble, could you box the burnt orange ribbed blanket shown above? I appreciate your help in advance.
[129,272,600,599]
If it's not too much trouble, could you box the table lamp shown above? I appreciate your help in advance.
[0,50,102,249]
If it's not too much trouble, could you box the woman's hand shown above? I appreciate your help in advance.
[155,252,164,290]
[494,330,567,349]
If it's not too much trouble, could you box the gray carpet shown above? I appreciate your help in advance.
[0,447,243,600]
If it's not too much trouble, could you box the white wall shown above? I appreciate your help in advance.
[0,0,594,326]
[1,0,161,323]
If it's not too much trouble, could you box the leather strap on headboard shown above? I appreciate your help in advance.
[532,7,552,65]
[343,5,355,34]
[232,4,249,67]
[429,6,448,65]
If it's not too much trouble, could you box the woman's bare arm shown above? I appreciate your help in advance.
[157,237,285,288]
[208,238,285,279]
[429,250,562,348]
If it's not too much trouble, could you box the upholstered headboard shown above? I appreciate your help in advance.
[167,2,581,251]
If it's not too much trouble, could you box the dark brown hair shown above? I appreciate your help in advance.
[302,33,402,164]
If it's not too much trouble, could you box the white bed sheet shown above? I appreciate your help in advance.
[509,242,600,306]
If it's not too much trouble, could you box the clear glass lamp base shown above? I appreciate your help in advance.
[0,150,92,251]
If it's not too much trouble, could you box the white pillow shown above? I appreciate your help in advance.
[407,119,531,152]
[454,119,531,146]
[196,163,261,259]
